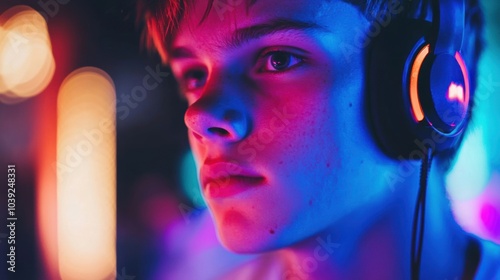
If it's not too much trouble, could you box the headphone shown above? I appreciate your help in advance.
[369,0,470,159]
[368,1,471,278]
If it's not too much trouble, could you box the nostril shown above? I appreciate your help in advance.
[192,131,203,141]
[208,127,230,137]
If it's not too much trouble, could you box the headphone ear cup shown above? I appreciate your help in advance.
[368,19,432,159]
[368,19,465,159]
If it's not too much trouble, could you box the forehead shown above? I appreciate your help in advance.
[172,0,366,53]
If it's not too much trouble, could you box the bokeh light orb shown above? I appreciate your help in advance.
[0,5,55,104]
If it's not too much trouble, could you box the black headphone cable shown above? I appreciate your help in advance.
[411,147,433,280]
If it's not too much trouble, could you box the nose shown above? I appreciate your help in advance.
[184,83,250,143]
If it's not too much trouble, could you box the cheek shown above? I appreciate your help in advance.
[242,78,344,210]
[250,69,364,206]
[251,70,343,172]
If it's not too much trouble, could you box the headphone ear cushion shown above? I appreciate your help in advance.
[367,19,433,159]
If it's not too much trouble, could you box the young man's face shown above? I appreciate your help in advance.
[170,0,392,253]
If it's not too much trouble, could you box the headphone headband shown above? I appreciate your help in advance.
[433,0,465,54]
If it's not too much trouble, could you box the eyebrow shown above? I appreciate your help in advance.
[228,18,328,48]
[171,18,328,59]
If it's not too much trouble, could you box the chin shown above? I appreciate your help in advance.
[214,222,284,254]
[216,228,273,254]
[208,203,293,253]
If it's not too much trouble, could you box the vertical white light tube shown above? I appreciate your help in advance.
[56,67,116,280]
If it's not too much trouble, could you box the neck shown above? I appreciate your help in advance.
[269,160,471,280]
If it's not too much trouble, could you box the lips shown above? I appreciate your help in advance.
[200,160,265,199]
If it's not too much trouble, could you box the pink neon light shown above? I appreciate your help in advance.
[480,203,500,237]
[455,52,470,107]
[447,82,465,103]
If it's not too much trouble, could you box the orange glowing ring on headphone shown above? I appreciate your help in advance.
[409,44,430,122]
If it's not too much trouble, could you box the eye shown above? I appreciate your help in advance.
[182,69,207,92]
[260,51,304,72]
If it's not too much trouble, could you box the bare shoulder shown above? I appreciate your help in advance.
[475,238,500,280]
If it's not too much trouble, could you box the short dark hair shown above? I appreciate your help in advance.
[136,0,485,170]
